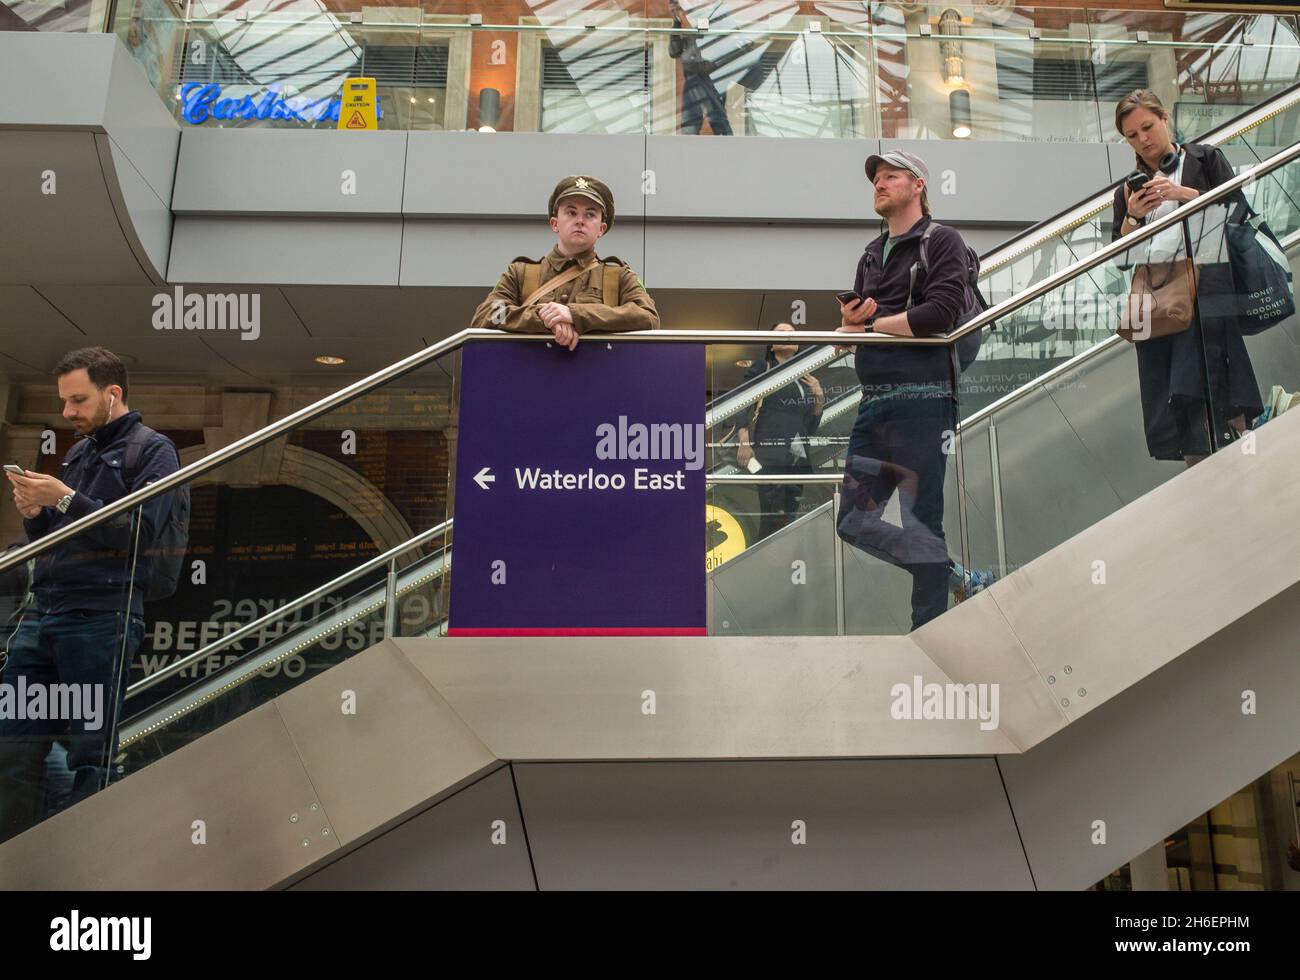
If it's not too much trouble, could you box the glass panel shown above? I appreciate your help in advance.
[112,356,457,773]
[1088,9,1300,144]
[113,0,186,98]
[2,0,109,33]
[875,4,1099,143]
[839,341,968,634]
[971,209,1268,580]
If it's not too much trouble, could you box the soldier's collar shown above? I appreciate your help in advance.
[547,245,598,270]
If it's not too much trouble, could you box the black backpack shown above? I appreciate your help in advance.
[66,424,189,601]
[906,223,990,372]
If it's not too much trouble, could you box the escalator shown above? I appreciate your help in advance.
[1,128,1298,890]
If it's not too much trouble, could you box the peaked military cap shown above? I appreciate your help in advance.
[549,175,615,229]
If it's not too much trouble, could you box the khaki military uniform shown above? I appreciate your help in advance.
[470,245,659,335]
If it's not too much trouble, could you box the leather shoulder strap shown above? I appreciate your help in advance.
[520,263,541,304]
[521,259,598,308]
[602,264,620,305]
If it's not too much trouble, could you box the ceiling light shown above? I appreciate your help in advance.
[315,355,346,365]
[950,89,973,139]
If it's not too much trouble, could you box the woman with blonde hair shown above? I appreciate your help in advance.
[1111,89,1263,465]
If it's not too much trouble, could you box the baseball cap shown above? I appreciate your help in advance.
[864,149,930,184]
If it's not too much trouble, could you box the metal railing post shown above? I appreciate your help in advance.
[383,558,399,638]
[832,486,846,636]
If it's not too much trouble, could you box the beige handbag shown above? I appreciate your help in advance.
[1117,259,1200,343]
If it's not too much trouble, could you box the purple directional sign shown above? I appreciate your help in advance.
[448,342,706,636]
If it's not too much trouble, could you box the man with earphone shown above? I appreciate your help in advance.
[0,347,180,844]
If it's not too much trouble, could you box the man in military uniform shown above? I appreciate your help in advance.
[470,175,659,350]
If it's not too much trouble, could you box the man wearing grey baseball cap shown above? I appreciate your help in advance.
[833,148,996,629]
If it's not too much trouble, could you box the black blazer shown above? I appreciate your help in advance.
[1110,142,1243,244]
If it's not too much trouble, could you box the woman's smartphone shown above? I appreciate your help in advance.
[4,464,25,476]
[1125,172,1150,195]
[836,291,864,305]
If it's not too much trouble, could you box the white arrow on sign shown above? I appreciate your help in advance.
[474,466,496,490]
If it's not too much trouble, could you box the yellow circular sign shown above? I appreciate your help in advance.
[705,504,746,572]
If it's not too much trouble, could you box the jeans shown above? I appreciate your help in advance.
[837,389,955,630]
[0,609,144,843]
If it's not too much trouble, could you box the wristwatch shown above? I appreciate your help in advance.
[56,491,75,514]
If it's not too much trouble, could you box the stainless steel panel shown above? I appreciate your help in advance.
[102,134,171,283]
[645,135,881,223]
[173,130,409,216]
[273,638,499,848]
[987,378,1126,569]
[515,759,1034,889]
[0,33,117,129]
[884,139,1114,225]
[398,219,646,289]
[399,636,1020,760]
[289,765,534,890]
[1241,319,1300,396]
[403,131,647,221]
[952,415,1000,574]
[1038,341,1169,507]
[167,217,403,286]
[643,223,874,292]
[102,39,181,200]
[0,132,152,285]
[0,702,340,890]
[989,406,1300,721]
[842,544,914,635]
[711,507,837,636]
[1000,580,1300,890]
[911,587,1067,752]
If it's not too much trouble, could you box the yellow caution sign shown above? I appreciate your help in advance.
[337,77,378,131]
[705,504,746,573]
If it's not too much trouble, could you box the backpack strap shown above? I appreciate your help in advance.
[123,424,158,489]
[602,263,620,305]
[520,263,541,304]
[64,437,92,466]
[906,223,938,311]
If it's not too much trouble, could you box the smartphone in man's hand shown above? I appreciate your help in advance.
[836,291,863,306]
[4,464,24,476]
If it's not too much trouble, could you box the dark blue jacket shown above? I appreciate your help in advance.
[23,411,180,616]
[852,215,970,393]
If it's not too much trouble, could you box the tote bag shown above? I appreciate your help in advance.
[1224,204,1295,335]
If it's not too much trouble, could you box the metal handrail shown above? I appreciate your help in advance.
[0,331,927,579]
[706,82,1300,430]
[117,175,1300,738]
[3,138,1298,579]
[125,520,451,697]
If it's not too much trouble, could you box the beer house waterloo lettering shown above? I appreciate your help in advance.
[448,344,706,637]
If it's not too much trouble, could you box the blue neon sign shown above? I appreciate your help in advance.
[178,82,385,126]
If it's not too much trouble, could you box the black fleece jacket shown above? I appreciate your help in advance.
[23,411,180,616]
[851,215,970,393]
